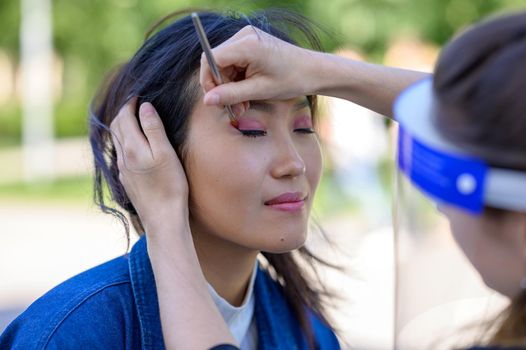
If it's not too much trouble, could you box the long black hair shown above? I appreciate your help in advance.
[89,9,338,348]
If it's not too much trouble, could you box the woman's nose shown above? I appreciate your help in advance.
[270,141,306,179]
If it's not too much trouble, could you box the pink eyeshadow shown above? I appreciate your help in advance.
[236,118,266,130]
[293,115,313,129]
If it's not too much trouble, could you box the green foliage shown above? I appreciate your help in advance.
[54,102,89,137]
[312,170,359,218]
[0,0,525,145]
[308,0,526,60]
[0,175,92,203]
[0,103,21,147]
[0,0,20,56]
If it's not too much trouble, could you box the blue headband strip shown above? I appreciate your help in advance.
[394,78,526,213]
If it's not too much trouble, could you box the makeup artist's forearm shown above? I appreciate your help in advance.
[145,216,237,349]
[307,51,430,119]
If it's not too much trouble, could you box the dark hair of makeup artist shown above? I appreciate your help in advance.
[89,9,338,348]
[433,11,526,346]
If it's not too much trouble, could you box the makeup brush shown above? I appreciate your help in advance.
[192,12,239,128]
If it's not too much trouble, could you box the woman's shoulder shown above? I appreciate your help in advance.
[255,267,340,349]
[0,254,139,350]
[307,310,340,349]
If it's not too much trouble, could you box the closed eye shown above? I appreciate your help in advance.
[239,129,267,138]
[294,128,315,134]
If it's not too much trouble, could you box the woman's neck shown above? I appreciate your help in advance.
[190,223,259,306]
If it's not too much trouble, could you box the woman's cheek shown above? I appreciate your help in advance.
[236,149,269,171]
[304,141,323,189]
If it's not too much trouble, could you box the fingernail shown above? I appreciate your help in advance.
[140,102,155,116]
[205,93,220,105]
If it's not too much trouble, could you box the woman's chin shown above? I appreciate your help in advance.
[259,231,307,254]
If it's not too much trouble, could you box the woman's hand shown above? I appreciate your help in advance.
[110,98,189,235]
[110,99,237,349]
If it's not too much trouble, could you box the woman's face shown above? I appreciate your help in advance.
[183,96,322,253]
[440,205,526,298]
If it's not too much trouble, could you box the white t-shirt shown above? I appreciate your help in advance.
[207,262,258,350]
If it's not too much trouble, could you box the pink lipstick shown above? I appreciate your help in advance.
[265,192,306,212]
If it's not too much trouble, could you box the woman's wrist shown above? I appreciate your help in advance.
[146,219,205,292]
[142,201,197,264]
[146,221,195,259]
[141,201,189,234]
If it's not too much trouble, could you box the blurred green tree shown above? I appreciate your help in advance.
[0,0,524,145]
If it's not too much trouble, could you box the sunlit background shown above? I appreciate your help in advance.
[1,1,525,349]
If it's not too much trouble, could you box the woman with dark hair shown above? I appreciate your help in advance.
[0,10,340,350]
[116,10,526,350]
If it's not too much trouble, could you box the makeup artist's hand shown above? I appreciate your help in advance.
[200,26,317,106]
[110,98,189,234]
[200,26,429,118]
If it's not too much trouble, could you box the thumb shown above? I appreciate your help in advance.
[139,102,172,158]
[203,79,267,106]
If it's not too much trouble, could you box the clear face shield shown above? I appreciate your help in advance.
[393,79,526,349]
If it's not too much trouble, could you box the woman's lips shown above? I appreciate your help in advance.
[265,192,306,212]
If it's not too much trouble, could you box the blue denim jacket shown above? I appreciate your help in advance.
[0,236,340,349]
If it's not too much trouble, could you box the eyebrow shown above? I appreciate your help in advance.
[249,98,311,114]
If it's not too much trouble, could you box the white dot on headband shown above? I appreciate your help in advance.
[457,173,477,195]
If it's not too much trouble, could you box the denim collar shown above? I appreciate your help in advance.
[129,236,164,349]
[128,236,306,350]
